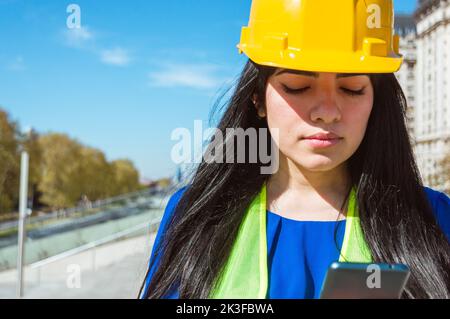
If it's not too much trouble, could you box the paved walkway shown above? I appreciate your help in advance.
[0,233,156,299]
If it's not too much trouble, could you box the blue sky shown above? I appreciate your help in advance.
[0,0,417,181]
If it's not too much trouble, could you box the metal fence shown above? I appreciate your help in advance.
[0,188,164,233]
[29,218,160,283]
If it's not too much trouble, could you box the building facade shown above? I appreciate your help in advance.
[414,0,450,191]
[395,15,418,138]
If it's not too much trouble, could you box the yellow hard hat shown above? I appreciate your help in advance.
[238,0,403,73]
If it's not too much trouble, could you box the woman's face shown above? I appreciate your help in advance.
[261,69,374,172]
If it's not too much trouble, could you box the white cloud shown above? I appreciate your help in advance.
[61,27,131,67]
[62,26,94,49]
[100,48,131,66]
[148,63,225,90]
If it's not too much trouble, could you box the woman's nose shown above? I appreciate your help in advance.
[310,90,342,124]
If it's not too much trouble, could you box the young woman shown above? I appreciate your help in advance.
[140,0,450,299]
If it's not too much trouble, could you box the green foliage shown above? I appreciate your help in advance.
[0,108,143,214]
[0,109,20,213]
[37,133,142,208]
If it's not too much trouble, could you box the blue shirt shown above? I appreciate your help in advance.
[141,186,450,299]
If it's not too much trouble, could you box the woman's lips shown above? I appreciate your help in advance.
[302,137,343,148]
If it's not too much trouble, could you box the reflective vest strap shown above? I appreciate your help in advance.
[258,183,268,298]
[209,186,266,298]
[339,187,373,263]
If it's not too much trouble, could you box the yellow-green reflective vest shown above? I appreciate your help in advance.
[209,182,372,299]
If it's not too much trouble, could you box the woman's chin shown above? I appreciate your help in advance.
[293,156,342,172]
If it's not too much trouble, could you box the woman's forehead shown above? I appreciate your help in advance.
[273,68,370,79]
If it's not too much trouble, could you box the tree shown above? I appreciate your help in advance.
[78,147,112,200]
[37,133,142,208]
[37,133,85,208]
[0,108,20,214]
[0,109,143,212]
[109,159,141,196]
[21,128,43,208]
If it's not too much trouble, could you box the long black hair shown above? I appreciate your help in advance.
[141,59,450,299]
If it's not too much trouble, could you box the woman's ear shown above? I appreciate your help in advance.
[252,93,266,118]
[252,93,258,105]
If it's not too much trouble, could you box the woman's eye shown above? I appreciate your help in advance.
[341,87,365,96]
[282,84,310,94]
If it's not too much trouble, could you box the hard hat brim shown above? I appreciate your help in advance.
[239,45,404,74]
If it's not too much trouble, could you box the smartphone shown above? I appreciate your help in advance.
[319,262,410,299]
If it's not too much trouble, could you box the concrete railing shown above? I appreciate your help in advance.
[29,218,161,284]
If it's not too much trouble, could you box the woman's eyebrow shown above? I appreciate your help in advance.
[336,73,370,78]
[274,69,319,77]
[274,69,369,78]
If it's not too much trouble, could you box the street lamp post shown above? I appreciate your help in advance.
[17,150,29,298]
